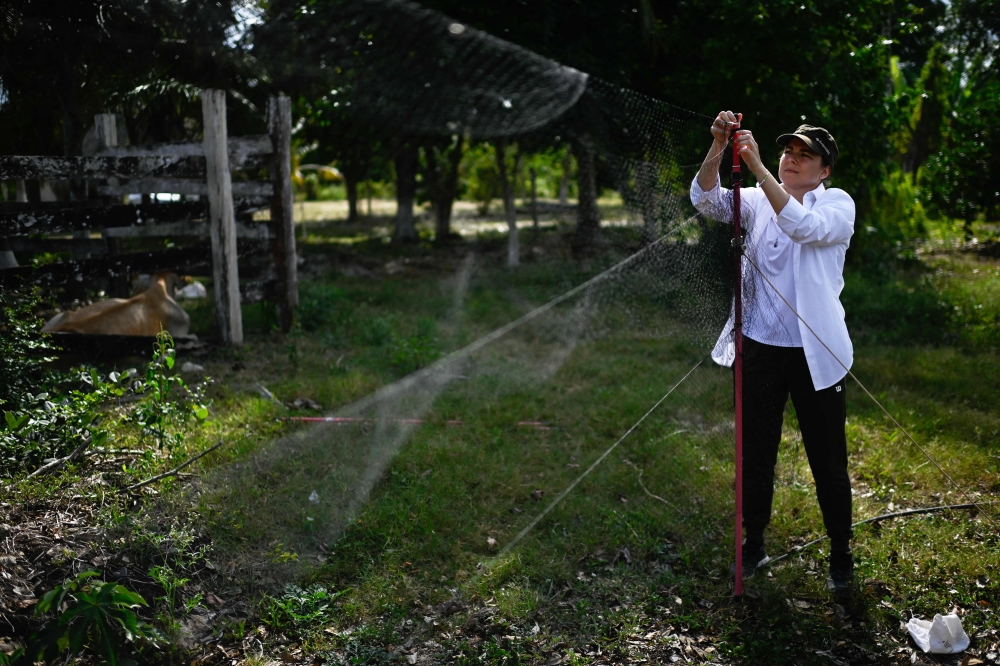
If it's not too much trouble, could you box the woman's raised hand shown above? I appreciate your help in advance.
[734,129,764,174]
[711,111,742,146]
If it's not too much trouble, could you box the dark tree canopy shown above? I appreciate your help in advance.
[0,0,257,156]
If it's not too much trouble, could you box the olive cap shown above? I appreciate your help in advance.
[776,124,839,166]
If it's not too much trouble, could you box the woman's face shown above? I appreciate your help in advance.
[778,137,831,190]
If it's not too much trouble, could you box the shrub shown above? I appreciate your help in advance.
[18,570,159,665]
[0,289,55,409]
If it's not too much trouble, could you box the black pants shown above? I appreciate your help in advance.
[741,337,853,552]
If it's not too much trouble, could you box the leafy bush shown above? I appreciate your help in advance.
[17,570,159,666]
[0,331,209,476]
[126,331,209,449]
[298,283,351,334]
[851,168,930,275]
[0,289,55,409]
[461,142,501,216]
[261,584,345,631]
[0,371,118,475]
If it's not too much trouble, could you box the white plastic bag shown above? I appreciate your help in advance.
[177,281,208,300]
[905,614,969,654]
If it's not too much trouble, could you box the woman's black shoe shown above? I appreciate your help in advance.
[826,550,854,596]
[730,540,770,578]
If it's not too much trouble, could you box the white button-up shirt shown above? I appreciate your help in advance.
[690,175,856,390]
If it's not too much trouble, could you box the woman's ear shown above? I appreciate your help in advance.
[820,165,832,181]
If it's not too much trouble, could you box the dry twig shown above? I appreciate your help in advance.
[126,440,223,491]
[24,435,93,480]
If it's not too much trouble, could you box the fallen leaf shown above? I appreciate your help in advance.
[531,489,544,501]
[793,599,811,609]
[487,537,498,550]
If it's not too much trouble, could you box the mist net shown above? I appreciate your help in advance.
[196,0,803,581]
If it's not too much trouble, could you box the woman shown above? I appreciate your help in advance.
[690,111,856,594]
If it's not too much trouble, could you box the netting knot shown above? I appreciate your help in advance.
[731,234,746,254]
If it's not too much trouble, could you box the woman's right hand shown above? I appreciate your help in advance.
[711,110,742,146]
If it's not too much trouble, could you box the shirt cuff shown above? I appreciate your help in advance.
[689,173,721,206]
[775,194,807,232]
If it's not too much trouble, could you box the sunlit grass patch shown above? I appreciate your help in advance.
[76,228,995,665]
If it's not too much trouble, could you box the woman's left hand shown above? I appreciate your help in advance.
[734,129,764,175]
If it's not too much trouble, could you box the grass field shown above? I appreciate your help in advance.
[4,213,999,666]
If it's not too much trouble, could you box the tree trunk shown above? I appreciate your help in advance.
[434,137,464,241]
[530,167,539,236]
[393,144,419,243]
[573,134,600,248]
[559,148,571,205]
[495,139,519,267]
[515,154,525,200]
[345,173,359,222]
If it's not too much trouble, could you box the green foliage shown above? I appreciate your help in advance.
[851,168,931,272]
[889,43,952,175]
[22,570,158,666]
[461,142,501,215]
[147,564,195,627]
[297,282,442,374]
[128,330,210,450]
[0,330,209,476]
[0,289,55,409]
[0,0,254,158]
[922,77,1000,230]
[261,584,345,631]
[0,370,118,475]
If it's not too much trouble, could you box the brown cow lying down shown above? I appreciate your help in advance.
[43,272,192,338]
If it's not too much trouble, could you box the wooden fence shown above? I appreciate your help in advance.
[0,90,298,345]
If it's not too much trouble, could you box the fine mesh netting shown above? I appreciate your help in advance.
[191,0,812,578]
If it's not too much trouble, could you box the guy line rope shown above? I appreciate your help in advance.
[740,249,996,528]
[340,218,693,418]
[497,360,703,558]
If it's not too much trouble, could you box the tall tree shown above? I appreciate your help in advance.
[494,138,519,267]
[0,0,254,157]
[572,134,600,249]
[393,142,419,243]
[298,92,383,223]
[896,44,951,175]
[424,135,464,241]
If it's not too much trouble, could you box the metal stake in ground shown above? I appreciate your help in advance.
[730,117,745,598]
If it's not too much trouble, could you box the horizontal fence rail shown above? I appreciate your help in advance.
[0,201,270,236]
[97,179,273,198]
[0,91,298,344]
[0,155,208,181]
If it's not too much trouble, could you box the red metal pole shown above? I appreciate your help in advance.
[731,118,744,597]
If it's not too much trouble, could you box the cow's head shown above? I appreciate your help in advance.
[151,272,184,300]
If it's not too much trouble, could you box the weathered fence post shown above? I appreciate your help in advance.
[202,89,243,345]
[95,113,128,296]
[267,95,298,332]
[95,114,118,151]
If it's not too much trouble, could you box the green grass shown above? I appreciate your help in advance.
[176,228,999,664]
[4,223,999,665]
